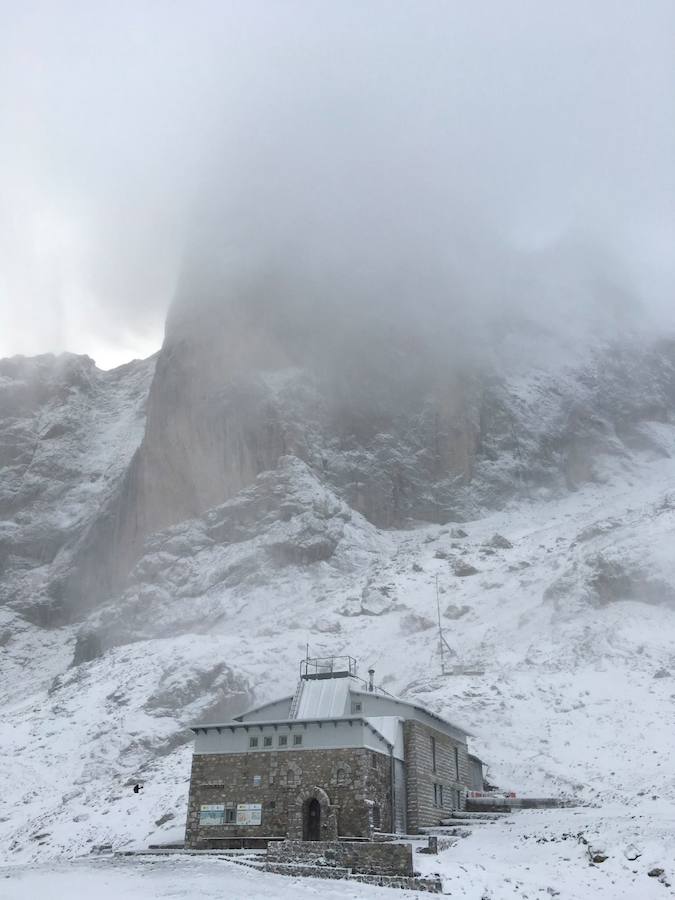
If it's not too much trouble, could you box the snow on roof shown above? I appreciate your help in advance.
[201,677,470,738]
[233,695,294,721]
[349,687,471,737]
[293,674,351,718]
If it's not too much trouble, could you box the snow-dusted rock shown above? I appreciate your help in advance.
[3,315,675,866]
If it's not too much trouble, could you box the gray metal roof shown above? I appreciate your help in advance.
[349,688,472,737]
[233,695,294,721]
[197,681,470,738]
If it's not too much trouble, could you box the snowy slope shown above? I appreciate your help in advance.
[1,335,675,899]
[1,439,675,866]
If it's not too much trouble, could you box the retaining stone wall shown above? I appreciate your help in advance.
[264,862,442,893]
[266,839,413,876]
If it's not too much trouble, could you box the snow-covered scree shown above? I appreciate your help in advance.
[2,446,675,881]
[1,340,675,897]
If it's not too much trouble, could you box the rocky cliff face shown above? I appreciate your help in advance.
[0,353,155,625]
[5,292,675,627]
[2,299,675,861]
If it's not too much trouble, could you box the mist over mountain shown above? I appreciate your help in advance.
[1,3,675,893]
[2,1,674,364]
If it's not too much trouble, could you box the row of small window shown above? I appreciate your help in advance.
[249,734,302,749]
[433,783,463,809]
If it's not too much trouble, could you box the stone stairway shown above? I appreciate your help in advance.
[417,808,512,846]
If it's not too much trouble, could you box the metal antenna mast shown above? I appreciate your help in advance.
[436,574,444,675]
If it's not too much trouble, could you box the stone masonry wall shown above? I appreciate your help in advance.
[364,745,394,834]
[403,721,469,833]
[266,840,413,876]
[185,746,393,847]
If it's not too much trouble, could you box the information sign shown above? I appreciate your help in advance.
[236,803,262,826]
[199,804,225,825]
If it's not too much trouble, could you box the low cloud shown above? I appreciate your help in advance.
[1,1,674,367]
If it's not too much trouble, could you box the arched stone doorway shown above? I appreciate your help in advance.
[303,797,321,840]
[288,785,337,841]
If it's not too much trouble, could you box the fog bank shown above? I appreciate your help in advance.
[1,1,674,366]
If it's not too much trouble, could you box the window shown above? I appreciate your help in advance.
[433,783,444,807]
[252,774,261,786]
[431,736,437,772]
[456,789,462,810]
[454,746,460,781]
[371,752,378,769]
[351,701,362,713]
[224,803,236,823]
[249,736,259,749]
[336,768,346,784]
[263,736,273,748]
[286,770,296,786]
[278,735,288,747]
[293,734,303,746]
[269,800,276,810]
[372,805,381,830]
[269,774,275,785]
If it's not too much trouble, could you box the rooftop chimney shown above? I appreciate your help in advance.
[368,667,375,692]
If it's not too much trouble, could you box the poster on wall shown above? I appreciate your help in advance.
[199,804,225,825]
[236,803,262,825]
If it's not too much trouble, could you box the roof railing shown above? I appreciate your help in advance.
[300,655,358,680]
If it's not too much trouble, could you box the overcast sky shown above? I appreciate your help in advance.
[1,1,674,369]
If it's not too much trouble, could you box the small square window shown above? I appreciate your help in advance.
[263,736,273,748]
[249,736,259,749]
[224,804,236,823]
[293,734,303,746]
[351,701,362,713]
[278,735,288,747]
[252,774,262,786]
[269,800,276,809]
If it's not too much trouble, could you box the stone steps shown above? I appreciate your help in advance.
[438,818,502,827]
[265,862,352,878]
[418,826,473,838]
[446,810,510,821]
[466,797,578,813]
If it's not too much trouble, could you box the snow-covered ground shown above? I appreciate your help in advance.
[2,804,673,899]
[1,855,399,900]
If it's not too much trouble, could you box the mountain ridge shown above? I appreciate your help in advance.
[1,317,675,862]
